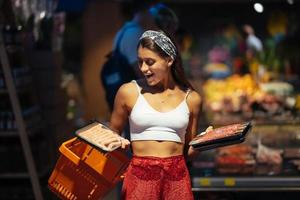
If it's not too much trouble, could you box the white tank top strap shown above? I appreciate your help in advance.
[131,80,141,94]
[185,88,191,100]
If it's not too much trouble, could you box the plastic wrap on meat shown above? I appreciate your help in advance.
[189,122,252,151]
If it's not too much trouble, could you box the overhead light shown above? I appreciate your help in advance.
[287,0,294,5]
[40,11,46,19]
[254,3,264,13]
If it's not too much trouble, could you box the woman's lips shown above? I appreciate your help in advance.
[145,74,154,79]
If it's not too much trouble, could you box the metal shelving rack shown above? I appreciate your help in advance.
[192,177,300,191]
[0,29,44,199]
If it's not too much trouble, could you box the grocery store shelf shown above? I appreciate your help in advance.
[0,85,33,94]
[192,177,300,191]
[203,113,300,127]
[0,167,51,180]
[0,123,44,138]
[0,172,31,179]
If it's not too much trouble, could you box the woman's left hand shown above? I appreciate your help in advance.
[198,126,213,136]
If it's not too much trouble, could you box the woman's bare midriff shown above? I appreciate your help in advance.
[131,140,184,157]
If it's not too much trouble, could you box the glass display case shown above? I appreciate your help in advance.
[189,67,300,192]
[190,122,300,191]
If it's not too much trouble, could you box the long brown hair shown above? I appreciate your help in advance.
[138,31,193,90]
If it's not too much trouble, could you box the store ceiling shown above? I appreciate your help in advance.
[164,0,292,2]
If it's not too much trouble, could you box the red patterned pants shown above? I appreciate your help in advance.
[121,155,194,200]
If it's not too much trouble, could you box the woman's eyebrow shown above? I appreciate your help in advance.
[144,57,155,60]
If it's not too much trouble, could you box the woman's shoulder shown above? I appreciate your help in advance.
[186,89,202,109]
[119,80,138,94]
[116,80,141,108]
[117,80,141,100]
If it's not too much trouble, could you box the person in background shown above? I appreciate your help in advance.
[111,1,158,79]
[106,30,201,199]
[242,24,264,80]
[112,1,180,79]
[149,3,179,36]
[243,24,263,52]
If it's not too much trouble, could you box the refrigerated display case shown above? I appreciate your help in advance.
[191,122,300,191]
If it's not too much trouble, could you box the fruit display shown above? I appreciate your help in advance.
[202,74,298,123]
[203,74,263,112]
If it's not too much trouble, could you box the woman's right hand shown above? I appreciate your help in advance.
[100,133,130,150]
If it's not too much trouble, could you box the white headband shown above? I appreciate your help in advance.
[139,30,177,59]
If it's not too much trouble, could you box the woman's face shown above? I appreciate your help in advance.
[137,46,173,86]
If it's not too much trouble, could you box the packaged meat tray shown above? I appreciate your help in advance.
[75,121,123,152]
[189,122,252,151]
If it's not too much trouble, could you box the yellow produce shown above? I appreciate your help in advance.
[203,74,262,112]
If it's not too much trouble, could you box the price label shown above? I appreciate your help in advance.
[224,178,235,186]
[199,178,211,186]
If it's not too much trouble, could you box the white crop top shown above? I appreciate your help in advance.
[129,80,190,143]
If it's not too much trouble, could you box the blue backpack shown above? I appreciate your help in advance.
[100,26,137,110]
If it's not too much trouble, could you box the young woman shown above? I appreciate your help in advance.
[106,30,201,200]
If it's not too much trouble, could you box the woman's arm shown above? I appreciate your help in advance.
[106,83,132,149]
[109,83,131,133]
[185,90,202,161]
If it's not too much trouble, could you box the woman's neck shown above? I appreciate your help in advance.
[153,74,177,93]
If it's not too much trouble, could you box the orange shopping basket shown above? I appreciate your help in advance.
[48,137,130,200]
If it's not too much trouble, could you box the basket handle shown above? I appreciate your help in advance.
[59,137,81,164]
